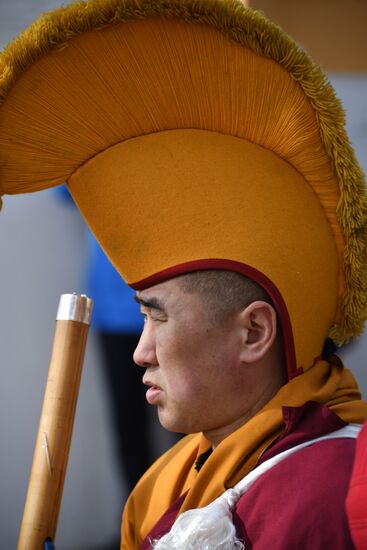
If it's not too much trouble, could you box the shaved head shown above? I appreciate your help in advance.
[177,270,272,325]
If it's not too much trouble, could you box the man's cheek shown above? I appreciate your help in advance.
[166,380,191,402]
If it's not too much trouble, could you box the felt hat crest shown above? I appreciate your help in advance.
[0,0,366,378]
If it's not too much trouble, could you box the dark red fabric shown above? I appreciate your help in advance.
[346,420,367,549]
[140,492,188,550]
[141,402,356,549]
[257,400,346,463]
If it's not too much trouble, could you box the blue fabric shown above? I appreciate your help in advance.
[86,233,143,332]
[53,186,143,333]
[44,538,55,550]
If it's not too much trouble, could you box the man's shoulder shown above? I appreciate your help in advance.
[256,435,355,494]
[234,437,356,549]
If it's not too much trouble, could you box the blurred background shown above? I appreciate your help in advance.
[0,1,366,548]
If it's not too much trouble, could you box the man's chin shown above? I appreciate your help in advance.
[157,409,191,434]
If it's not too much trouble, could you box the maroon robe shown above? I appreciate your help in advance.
[346,420,367,549]
[142,402,356,549]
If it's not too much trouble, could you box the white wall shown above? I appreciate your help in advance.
[0,192,125,549]
[330,75,367,394]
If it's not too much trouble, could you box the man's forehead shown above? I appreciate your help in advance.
[135,274,204,312]
[135,277,179,306]
[136,276,184,298]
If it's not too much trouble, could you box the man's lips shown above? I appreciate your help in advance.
[143,380,163,405]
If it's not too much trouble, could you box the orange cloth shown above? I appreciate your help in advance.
[121,357,367,548]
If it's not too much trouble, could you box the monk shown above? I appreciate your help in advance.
[123,271,365,549]
[1,0,366,548]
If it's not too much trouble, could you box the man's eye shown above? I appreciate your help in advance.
[151,315,166,323]
[140,311,165,323]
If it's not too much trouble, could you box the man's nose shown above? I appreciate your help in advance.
[133,328,158,367]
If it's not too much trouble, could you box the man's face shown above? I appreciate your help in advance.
[133,277,258,437]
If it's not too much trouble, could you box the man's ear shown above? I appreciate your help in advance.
[238,301,277,363]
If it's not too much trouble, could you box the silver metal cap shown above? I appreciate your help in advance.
[56,294,93,325]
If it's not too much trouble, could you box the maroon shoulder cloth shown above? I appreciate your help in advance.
[346,420,367,549]
[142,401,356,549]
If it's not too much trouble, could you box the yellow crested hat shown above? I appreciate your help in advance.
[0,0,366,379]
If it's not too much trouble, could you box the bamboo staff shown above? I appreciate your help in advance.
[18,293,93,550]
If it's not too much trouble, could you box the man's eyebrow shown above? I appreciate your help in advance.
[134,294,166,312]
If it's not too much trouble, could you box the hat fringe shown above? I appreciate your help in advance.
[1,0,366,344]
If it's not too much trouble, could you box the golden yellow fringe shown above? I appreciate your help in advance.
[0,0,366,345]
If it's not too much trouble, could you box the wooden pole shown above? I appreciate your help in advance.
[18,294,93,550]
